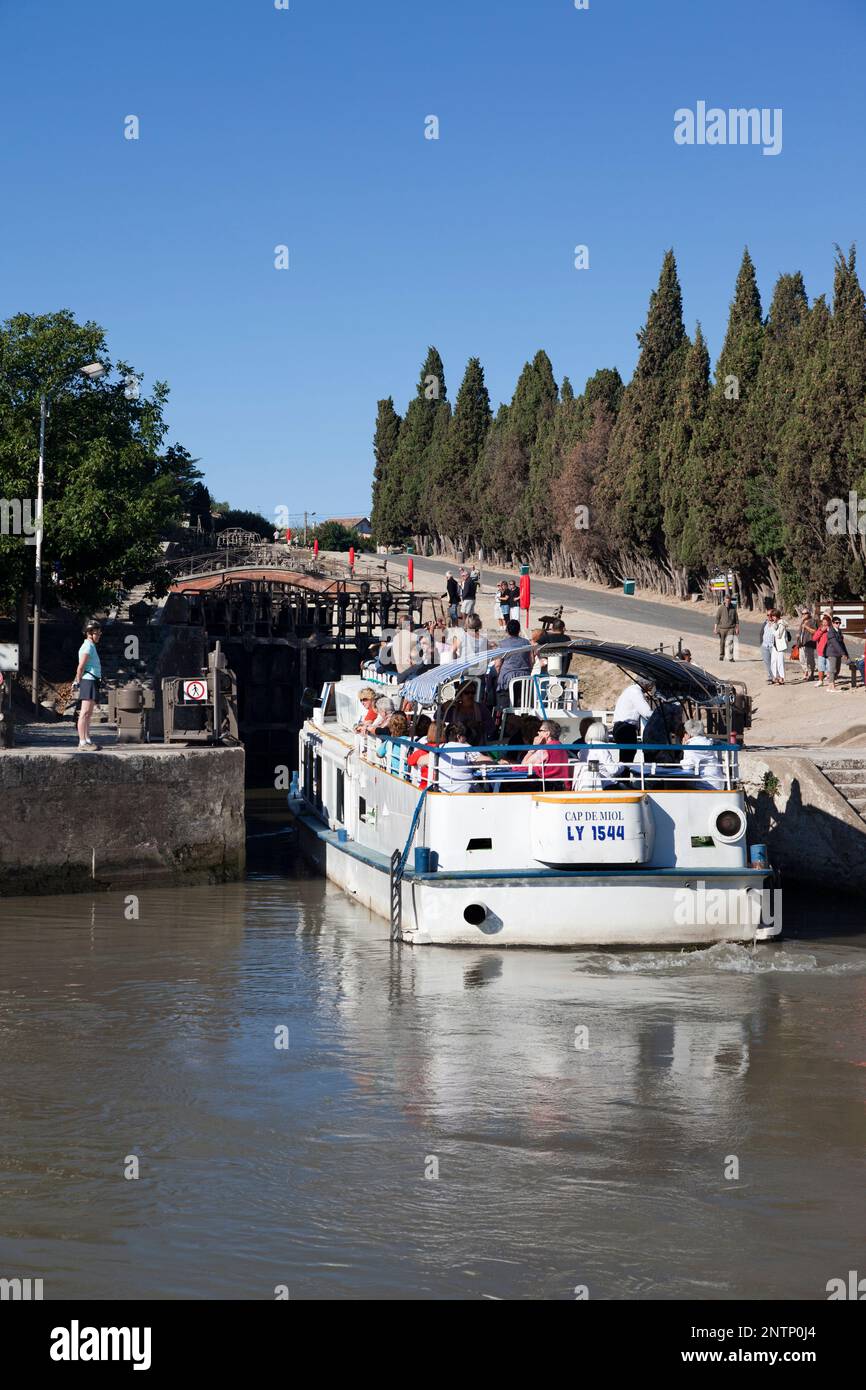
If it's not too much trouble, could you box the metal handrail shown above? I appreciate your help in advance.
[357,737,738,793]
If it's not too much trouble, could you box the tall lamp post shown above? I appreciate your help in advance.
[32,361,106,713]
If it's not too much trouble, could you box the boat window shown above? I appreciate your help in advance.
[359,795,367,822]
[320,682,337,720]
[466,837,493,851]
[336,768,345,823]
[313,753,322,811]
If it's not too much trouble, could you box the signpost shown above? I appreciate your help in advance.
[519,564,531,631]
[183,679,207,703]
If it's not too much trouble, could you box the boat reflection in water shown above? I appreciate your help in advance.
[0,875,863,1301]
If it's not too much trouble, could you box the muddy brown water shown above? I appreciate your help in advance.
[0,812,864,1300]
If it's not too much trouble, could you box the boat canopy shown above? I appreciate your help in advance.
[563,639,730,705]
[400,654,488,703]
[399,639,732,708]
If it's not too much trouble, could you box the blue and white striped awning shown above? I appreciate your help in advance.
[400,654,491,704]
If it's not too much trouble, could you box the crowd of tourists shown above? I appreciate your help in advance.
[714,596,862,690]
[354,602,728,794]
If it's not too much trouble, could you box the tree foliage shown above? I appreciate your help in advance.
[371,247,866,604]
[0,310,198,613]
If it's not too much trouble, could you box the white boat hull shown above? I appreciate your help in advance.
[292,806,781,948]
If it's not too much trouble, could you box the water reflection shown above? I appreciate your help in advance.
[0,874,863,1301]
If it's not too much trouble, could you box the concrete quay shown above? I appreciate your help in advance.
[0,733,245,898]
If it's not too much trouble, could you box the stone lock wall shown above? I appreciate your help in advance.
[0,746,245,897]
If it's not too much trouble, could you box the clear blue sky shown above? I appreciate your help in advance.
[1,0,864,523]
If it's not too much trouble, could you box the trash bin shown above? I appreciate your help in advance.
[414,847,436,873]
[623,579,636,595]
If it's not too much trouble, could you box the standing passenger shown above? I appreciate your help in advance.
[612,678,654,763]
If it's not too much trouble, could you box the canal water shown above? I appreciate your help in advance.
[1,811,864,1301]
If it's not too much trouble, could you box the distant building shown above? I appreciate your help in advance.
[329,516,372,538]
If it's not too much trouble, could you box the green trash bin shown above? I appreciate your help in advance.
[623,579,636,595]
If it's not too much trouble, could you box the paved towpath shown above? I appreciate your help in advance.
[389,552,764,642]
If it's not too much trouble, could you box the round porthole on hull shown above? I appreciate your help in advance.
[712,807,746,843]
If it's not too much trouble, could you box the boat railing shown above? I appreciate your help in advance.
[356,737,739,793]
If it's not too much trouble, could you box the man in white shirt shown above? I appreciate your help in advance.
[611,679,654,764]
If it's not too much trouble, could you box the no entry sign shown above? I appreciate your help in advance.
[183,679,208,702]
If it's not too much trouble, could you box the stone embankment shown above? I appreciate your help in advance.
[0,744,245,897]
[740,749,866,895]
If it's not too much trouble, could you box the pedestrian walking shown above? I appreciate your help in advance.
[73,621,103,750]
[444,571,460,624]
[713,594,739,660]
[814,614,831,686]
[496,580,510,629]
[797,607,817,681]
[823,615,849,691]
[507,581,521,622]
[460,568,477,619]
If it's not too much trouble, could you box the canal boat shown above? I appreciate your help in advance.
[288,640,780,948]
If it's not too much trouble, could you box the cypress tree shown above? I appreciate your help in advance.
[659,324,711,595]
[689,248,765,588]
[425,356,491,550]
[596,250,689,579]
[742,273,809,600]
[383,346,447,541]
[778,247,866,598]
[370,396,402,544]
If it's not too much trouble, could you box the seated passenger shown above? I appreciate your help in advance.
[353,686,378,733]
[681,718,725,789]
[369,696,397,732]
[521,719,571,789]
[573,720,623,789]
[436,722,494,793]
[376,712,409,776]
[492,619,532,708]
[407,719,441,790]
[638,700,685,766]
[534,618,572,674]
[444,683,495,743]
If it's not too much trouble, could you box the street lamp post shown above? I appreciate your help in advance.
[31,362,106,714]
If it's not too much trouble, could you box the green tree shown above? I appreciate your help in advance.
[743,272,810,601]
[777,247,866,599]
[596,250,689,577]
[214,508,274,538]
[424,356,491,548]
[659,324,711,593]
[380,347,447,542]
[689,249,765,588]
[479,350,557,558]
[370,396,402,544]
[310,520,373,552]
[0,310,197,626]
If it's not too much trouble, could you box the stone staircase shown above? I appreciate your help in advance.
[814,756,866,821]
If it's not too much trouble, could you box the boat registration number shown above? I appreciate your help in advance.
[567,824,626,842]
